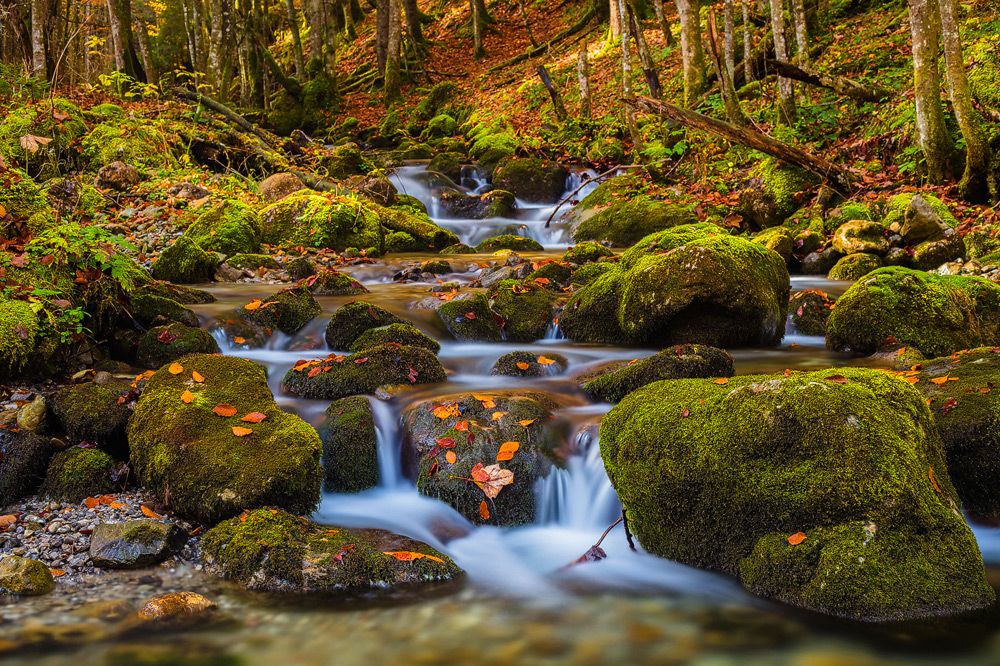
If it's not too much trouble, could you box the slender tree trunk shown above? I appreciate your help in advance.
[516,0,537,47]
[133,14,156,83]
[741,0,753,83]
[723,0,736,81]
[375,0,388,72]
[31,0,46,77]
[610,0,621,39]
[618,0,641,149]
[384,0,401,103]
[627,0,662,98]
[937,0,989,200]
[768,0,796,124]
[907,0,950,183]
[674,0,705,105]
[537,64,569,120]
[470,0,484,58]
[285,0,305,75]
[651,0,672,45]
[403,0,425,47]
[578,45,592,119]
[791,0,808,66]
[708,7,747,125]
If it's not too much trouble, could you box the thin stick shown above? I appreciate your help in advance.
[543,164,644,228]
[594,515,624,548]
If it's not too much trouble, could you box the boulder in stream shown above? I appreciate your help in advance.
[238,285,321,336]
[600,367,995,621]
[183,198,262,256]
[282,345,447,400]
[150,236,219,284]
[788,290,835,336]
[201,508,461,593]
[580,344,734,403]
[488,279,558,342]
[349,322,440,354]
[437,294,503,342]
[492,157,567,203]
[325,301,406,350]
[475,234,544,253]
[41,446,117,502]
[0,556,54,595]
[90,519,187,569]
[318,396,379,493]
[491,351,568,377]
[136,323,221,369]
[50,381,131,454]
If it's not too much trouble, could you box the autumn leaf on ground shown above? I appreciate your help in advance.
[824,375,849,384]
[787,532,807,545]
[712,377,729,385]
[455,420,469,432]
[244,298,264,311]
[516,361,530,370]
[213,404,238,417]
[232,426,253,437]
[191,371,205,383]
[432,404,459,419]
[0,515,17,530]
[180,390,195,404]
[930,376,958,385]
[491,411,507,421]
[537,355,555,365]
[496,441,520,461]
[241,412,268,423]
[49,568,67,577]
[517,419,535,427]
[141,505,163,520]
[168,362,184,375]
[473,393,496,409]
[929,467,942,493]
[479,500,490,520]
[445,450,457,464]
[382,551,445,564]
[470,463,514,499]
[19,134,52,153]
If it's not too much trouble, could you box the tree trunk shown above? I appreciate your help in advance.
[578,45,592,119]
[674,0,705,105]
[285,0,305,75]
[907,0,950,183]
[384,0,402,103]
[937,0,989,201]
[375,0,388,74]
[651,0,673,45]
[627,0,662,98]
[742,0,753,82]
[610,0,621,38]
[791,0,808,66]
[618,0,642,149]
[708,7,747,125]
[133,14,157,84]
[764,59,891,102]
[723,0,736,82]
[537,64,569,120]
[470,0,484,58]
[768,0,796,124]
[30,0,46,78]
[403,0,425,48]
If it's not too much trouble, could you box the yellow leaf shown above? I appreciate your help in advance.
[496,441,520,461]
[712,377,729,385]
[517,419,535,427]
[232,426,253,437]
[168,362,183,375]
[930,376,950,385]
[49,568,66,578]
[432,404,459,420]
[445,450,457,464]
[180,390,195,404]
[491,411,507,421]
[141,505,163,519]
[244,298,264,311]
[233,336,247,344]
[213,403,238,417]
[537,355,556,365]
[191,371,205,383]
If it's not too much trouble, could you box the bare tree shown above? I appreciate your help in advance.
[578,45,592,119]
[908,0,950,183]
[31,0,46,77]
[741,0,752,83]
[768,0,795,124]
[674,0,705,105]
[384,0,402,103]
[651,0,673,45]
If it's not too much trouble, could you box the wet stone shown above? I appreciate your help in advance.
[90,519,188,569]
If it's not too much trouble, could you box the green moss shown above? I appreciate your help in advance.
[0,99,87,178]
[41,447,116,502]
[789,289,835,336]
[86,103,126,121]
[526,261,573,287]
[0,168,51,223]
[42,177,105,218]
[133,280,215,305]
[259,193,385,254]
[319,396,378,492]
[582,344,734,403]
[428,152,464,182]
[440,243,476,255]
[183,199,262,256]
[488,279,557,342]
[828,253,882,280]
[321,143,371,179]
[563,241,614,265]
[201,508,309,589]
[738,158,815,227]
[302,269,367,296]
[50,382,130,452]
[492,158,566,203]
[225,253,280,272]
[239,285,320,335]
[413,81,459,120]
[964,230,1000,261]
[475,234,543,253]
[601,368,994,621]
[324,301,405,350]
[824,202,874,234]
[137,323,221,369]
[0,556,54,595]
[127,354,322,523]
[80,119,177,170]
[569,261,616,286]
[826,266,1000,357]
[375,203,459,251]
[0,431,53,505]
[151,236,219,284]
[559,269,628,343]
[753,227,796,262]
[425,114,457,138]
[0,298,40,379]
[881,193,958,229]
[832,220,889,255]
[491,351,568,377]
[131,292,199,327]
[968,37,1000,111]
[437,294,503,341]
[572,198,698,247]
[350,323,440,353]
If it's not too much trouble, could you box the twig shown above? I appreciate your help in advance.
[622,508,636,551]
[544,164,645,228]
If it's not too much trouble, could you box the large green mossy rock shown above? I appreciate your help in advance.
[318,396,378,493]
[238,285,321,335]
[50,382,131,452]
[183,199,262,256]
[259,194,385,254]
[488,279,557,342]
[827,253,882,281]
[560,224,790,347]
[826,267,1000,358]
[0,168,52,228]
[349,322,440,354]
[437,294,503,341]
[281,345,447,400]
[201,508,461,593]
[737,158,815,227]
[403,391,559,526]
[136,323,221,369]
[128,354,322,523]
[581,344,734,403]
[492,157,567,203]
[376,204,459,251]
[151,236,219,284]
[324,301,405,350]
[912,348,1000,518]
[81,119,178,170]
[600,368,995,621]
[0,556,54,595]
[475,234,543,253]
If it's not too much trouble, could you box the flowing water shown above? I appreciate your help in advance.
[8,163,1000,665]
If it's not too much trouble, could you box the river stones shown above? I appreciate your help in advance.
[325,301,405,350]
[318,396,379,493]
[827,253,882,281]
[437,294,502,341]
[491,351,568,377]
[183,199,262,256]
[438,189,515,219]
[304,269,368,296]
[402,391,561,526]
[599,367,994,621]
[127,354,322,524]
[258,193,385,254]
[201,508,461,594]
[560,223,790,347]
[580,344,734,404]
[134,591,218,628]
[488,279,558,341]
[788,290,835,336]
[826,267,1000,357]
[238,285,321,335]
[831,220,889,256]
[90,519,187,569]
[282,345,447,400]
[0,430,53,505]
[0,556,54,595]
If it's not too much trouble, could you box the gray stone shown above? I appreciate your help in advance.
[902,195,947,245]
[0,555,54,595]
[90,520,187,569]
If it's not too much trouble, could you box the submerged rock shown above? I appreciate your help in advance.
[135,591,217,628]
[282,345,446,400]
[581,344,734,403]
[0,556,54,595]
[90,520,187,569]
[438,189,515,219]
[201,508,461,593]
[826,267,1000,357]
[127,354,322,523]
[600,368,994,621]
[318,396,379,493]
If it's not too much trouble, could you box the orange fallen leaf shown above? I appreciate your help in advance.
[382,551,445,564]
[929,467,942,493]
[712,377,729,385]
[244,298,264,311]
[491,411,507,421]
[496,441,520,461]
[108,501,125,510]
[180,390,195,404]
[470,463,515,499]
[473,393,496,409]
[232,426,253,437]
[141,505,163,520]
[432,404,459,419]
[930,376,958,385]
[516,361,530,370]
[903,376,920,384]
[454,420,469,432]
[240,412,268,423]
[537,355,556,365]
[479,500,490,520]
[168,362,183,375]
[233,336,247,344]
[0,515,17,530]
[213,404,238,417]
[517,419,535,427]
[787,532,807,545]
[191,371,205,383]
[445,450,457,464]
[49,568,66,577]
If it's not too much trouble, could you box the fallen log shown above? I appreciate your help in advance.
[630,95,854,193]
[765,59,892,102]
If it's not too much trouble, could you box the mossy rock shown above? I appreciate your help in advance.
[753,227,796,263]
[492,157,567,203]
[303,269,368,296]
[90,519,187,569]
[376,203,459,250]
[350,323,440,354]
[137,323,221,369]
[563,241,614,265]
[428,152,465,182]
[738,159,815,228]
[491,351,568,377]
[437,294,502,341]
[133,280,215,305]
[385,231,418,253]
[285,256,316,279]
[569,261,616,286]
[827,253,882,281]
[789,289,835,336]
[832,221,889,256]
[41,447,117,502]
[224,253,280,272]
[324,301,405,350]
[259,194,385,254]
[151,236,219,284]
[183,199,262,256]
[526,261,573,287]
[0,167,51,224]
[86,103,126,122]
[826,267,1000,357]
[50,382,131,454]
[238,285,321,335]
[0,99,87,178]
[0,430,53,505]
[320,143,371,179]
[0,556,54,595]
[488,279,557,342]
[601,368,995,621]
[469,133,517,173]
[128,354,322,523]
[318,396,378,493]
[404,391,560,526]
[881,193,958,230]
[475,234,543,253]
[281,345,447,400]
[572,197,698,247]
[130,292,199,328]
[43,177,105,217]
[440,243,476,255]
[201,508,461,593]
[0,297,43,379]
[81,119,177,171]
[910,233,964,271]
[581,344,734,403]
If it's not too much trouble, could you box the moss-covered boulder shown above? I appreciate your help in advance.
[238,285,321,335]
[881,193,958,231]
[826,267,1000,357]
[403,391,560,525]
[0,430,53,505]
[440,243,476,255]
[259,194,384,254]
[41,446,117,502]
[134,280,216,305]
[910,232,964,271]
[438,189,516,219]
[201,508,460,593]
[437,294,503,341]
[0,99,87,178]
[600,368,995,621]
[90,519,187,569]
[350,323,440,354]
[130,292,199,328]
[259,172,307,203]
[81,119,177,170]
[526,261,573,288]
[301,269,368,296]
[376,204,459,250]
[491,158,567,203]
[428,152,465,181]
[0,556,54,596]
[136,323,221,369]
[318,396,378,492]
[151,236,219,284]
[572,197,699,247]
[488,279,557,341]
[0,167,52,228]
[475,235,544,253]
[320,143,370,179]
[0,298,46,379]
[127,354,322,523]
[570,261,616,286]
[50,382,131,453]
[282,345,447,400]
[183,199,262,256]
[832,220,889,256]
[223,253,280,273]
[560,224,790,347]
[491,351,568,377]
[753,227,796,263]
[563,241,614,265]
[789,289,835,336]
[581,344,734,403]
[828,253,882,281]
[324,301,405,350]
[738,159,815,228]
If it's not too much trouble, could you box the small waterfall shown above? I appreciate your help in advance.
[369,397,403,488]
[543,319,563,341]
[535,426,620,529]
[460,164,489,192]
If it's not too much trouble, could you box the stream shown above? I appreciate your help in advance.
[9,162,1000,665]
